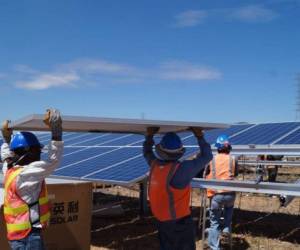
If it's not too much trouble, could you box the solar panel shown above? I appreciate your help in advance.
[230,122,300,145]
[54,147,141,177]
[86,156,147,183]
[182,124,254,145]
[275,127,300,145]
[6,122,300,186]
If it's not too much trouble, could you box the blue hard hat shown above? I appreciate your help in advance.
[155,132,185,160]
[10,132,42,151]
[215,134,231,149]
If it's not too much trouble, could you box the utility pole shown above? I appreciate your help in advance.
[296,74,300,121]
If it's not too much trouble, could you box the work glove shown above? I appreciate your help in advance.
[190,127,204,138]
[43,109,62,141]
[1,120,13,143]
[146,127,159,137]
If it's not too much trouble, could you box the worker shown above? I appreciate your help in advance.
[205,134,238,250]
[266,155,283,183]
[143,127,213,250]
[1,109,63,250]
[255,155,265,184]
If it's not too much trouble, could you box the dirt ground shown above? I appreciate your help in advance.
[90,166,300,250]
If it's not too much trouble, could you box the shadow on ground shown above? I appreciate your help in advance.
[90,192,299,249]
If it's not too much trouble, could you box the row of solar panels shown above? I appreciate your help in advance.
[2,122,300,185]
[34,122,300,147]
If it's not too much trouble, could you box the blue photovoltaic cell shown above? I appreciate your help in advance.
[63,133,106,146]
[68,133,133,146]
[32,122,300,185]
[53,147,141,178]
[205,124,254,144]
[59,147,116,166]
[182,124,254,145]
[86,156,148,182]
[231,122,300,145]
[100,134,143,146]
[275,127,300,144]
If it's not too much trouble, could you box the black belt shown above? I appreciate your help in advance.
[31,227,42,233]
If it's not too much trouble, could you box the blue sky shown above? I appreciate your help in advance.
[0,0,300,125]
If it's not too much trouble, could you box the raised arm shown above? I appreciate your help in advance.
[1,120,14,175]
[143,127,159,166]
[170,128,213,189]
[17,109,64,187]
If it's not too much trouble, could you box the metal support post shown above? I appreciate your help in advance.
[201,190,207,250]
[139,178,148,216]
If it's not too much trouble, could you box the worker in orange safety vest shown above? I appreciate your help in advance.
[1,109,63,250]
[205,134,238,250]
[144,127,213,250]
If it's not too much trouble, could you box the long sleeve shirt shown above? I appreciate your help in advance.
[1,140,63,227]
[143,135,213,189]
[1,141,64,203]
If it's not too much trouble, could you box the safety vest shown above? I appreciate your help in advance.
[4,167,50,240]
[206,154,235,198]
[148,161,191,221]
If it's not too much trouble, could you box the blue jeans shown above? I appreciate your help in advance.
[207,193,236,250]
[9,229,45,250]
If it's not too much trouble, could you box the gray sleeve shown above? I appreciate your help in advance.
[143,135,157,166]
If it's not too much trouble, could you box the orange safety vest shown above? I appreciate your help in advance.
[206,154,235,198]
[148,161,191,221]
[4,167,50,240]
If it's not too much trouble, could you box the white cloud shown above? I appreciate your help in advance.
[231,5,278,22]
[175,10,208,27]
[13,58,221,90]
[14,64,39,74]
[16,72,80,90]
[175,5,278,27]
[63,59,139,76]
[159,61,221,80]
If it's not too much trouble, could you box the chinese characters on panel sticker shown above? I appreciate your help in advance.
[50,201,79,225]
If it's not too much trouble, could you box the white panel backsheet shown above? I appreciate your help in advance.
[11,114,229,133]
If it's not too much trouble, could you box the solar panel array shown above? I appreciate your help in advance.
[3,122,300,185]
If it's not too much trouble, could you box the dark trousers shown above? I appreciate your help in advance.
[156,215,196,250]
[9,228,45,250]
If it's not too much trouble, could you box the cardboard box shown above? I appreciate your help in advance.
[0,178,92,250]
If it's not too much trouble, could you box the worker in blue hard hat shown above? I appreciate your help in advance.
[205,134,238,250]
[1,109,64,250]
[143,127,213,250]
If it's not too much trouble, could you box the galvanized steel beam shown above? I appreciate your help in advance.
[192,178,300,197]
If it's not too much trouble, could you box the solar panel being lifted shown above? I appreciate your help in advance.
[10,114,228,133]
[21,122,300,185]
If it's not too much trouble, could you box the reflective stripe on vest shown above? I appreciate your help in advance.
[148,160,191,221]
[4,167,50,240]
[4,168,22,193]
[6,222,31,233]
[40,212,50,224]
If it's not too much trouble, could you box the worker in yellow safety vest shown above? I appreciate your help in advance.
[205,134,238,250]
[1,109,64,250]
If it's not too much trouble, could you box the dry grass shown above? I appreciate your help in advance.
[90,166,300,250]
